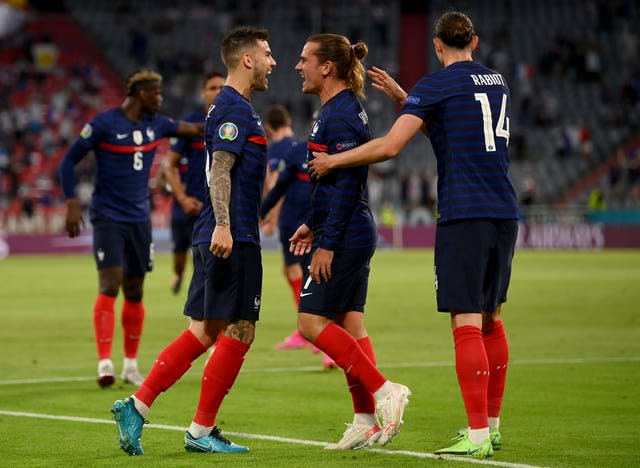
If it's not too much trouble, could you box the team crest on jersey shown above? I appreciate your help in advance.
[146,127,155,141]
[80,124,92,139]
[219,122,239,141]
[133,130,143,145]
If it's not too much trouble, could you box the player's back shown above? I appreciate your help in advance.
[404,61,518,223]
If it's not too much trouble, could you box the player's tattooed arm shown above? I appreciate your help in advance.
[210,150,236,226]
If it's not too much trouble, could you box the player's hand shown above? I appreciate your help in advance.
[178,196,203,217]
[367,66,407,107]
[64,198,84,238]
[308,152,331,179]
[289,224,313,256]
[210,225,233,258]
[310,248,333,284]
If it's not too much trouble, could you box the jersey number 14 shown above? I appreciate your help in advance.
[474,93,509,152]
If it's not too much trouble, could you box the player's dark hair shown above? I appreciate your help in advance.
[434,11,475,49]
[306,33,368,98]
[202,69,225,87]
[265,104,291,130]
[221,26,269,69]
[125,69,162,96]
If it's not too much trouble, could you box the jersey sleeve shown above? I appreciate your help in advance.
[75,113,108,150]
[158,114,179,137]
[206,107,249,157]
[401,75,443,121]
[58,113,108,198]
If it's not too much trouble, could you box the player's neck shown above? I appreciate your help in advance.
[121,98,144,122]
[442,53,473,68]
[319,80,348,106]
[226,75,252,101]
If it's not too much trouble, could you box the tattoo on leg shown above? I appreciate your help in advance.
[226,320,255,343]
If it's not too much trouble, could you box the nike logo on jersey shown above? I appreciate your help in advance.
[300,292,313,297]
[116,133,129,139]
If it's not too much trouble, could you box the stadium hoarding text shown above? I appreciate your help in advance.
[2,223,640,256]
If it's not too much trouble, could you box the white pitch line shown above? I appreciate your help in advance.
[0,356,638,386]
[0,410,546,468]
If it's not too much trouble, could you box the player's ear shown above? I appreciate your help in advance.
[470,35,479,52]
[242,52,253,70]
[321,60,333,78]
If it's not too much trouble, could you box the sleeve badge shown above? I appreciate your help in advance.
[219,122,239,141]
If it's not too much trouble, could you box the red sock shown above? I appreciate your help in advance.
[135,330,206,407]
[122,299,145,358]
[288,277,302,308]
[483,320,509,418]
[345,336,377,414]
[93,293,116,360]
[314,323,386,394]
[193,335,250,427]
[453,325,489,429]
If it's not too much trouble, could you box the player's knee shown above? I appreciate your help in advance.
[225,320,255,345]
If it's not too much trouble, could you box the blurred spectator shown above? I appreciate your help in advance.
[379,201,397,227]
[588,187,606,211]
[520,175,536,206]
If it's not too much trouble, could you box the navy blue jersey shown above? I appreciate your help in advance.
[192,86,267,246]
[306,89,376,250]
[169,109,206,221]
[260,138,311,234]
[69,108,178,222]
[267,135,296,172]
[402,60,519,224]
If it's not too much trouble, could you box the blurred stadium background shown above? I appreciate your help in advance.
[1,0,639,255]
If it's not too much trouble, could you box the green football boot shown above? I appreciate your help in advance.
[435,433,494,459]
[456,427,502,450]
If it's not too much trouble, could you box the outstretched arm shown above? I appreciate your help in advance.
[308,113,424,178]
[176,121,204,137]
[368,66,429,136]
[209,150,236,258]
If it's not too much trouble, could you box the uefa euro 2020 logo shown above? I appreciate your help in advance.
[219,122,239,141]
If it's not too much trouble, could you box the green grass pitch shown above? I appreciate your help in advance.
[0,248,639,467]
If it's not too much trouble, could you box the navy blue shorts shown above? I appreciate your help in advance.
[298,245,374,318]
[92,216,153,276]
[183,242,262,321]
[434,219,518,313]
[171,215,197,253]
[279,227,307,266]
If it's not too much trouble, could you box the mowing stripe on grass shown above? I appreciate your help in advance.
[1,355,638,386]
[0,410,545,468]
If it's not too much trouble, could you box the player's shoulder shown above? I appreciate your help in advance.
[210,88,253,120]
[91,107,122,124]
[328,89,361,112]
